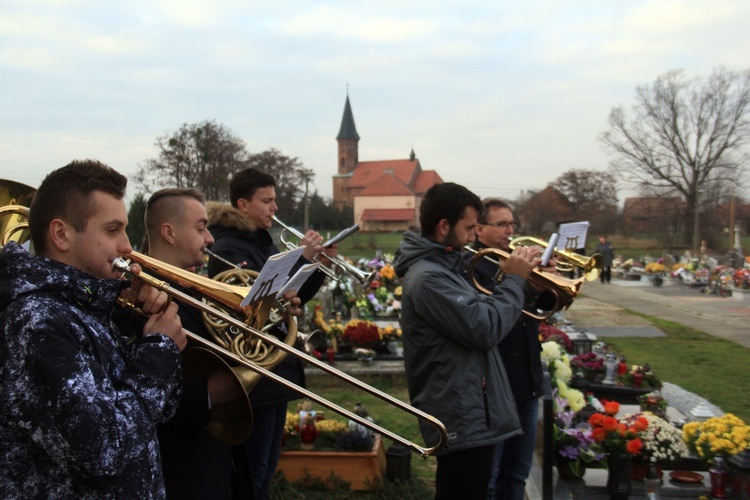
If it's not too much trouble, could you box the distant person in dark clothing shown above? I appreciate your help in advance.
[595,235,615,283]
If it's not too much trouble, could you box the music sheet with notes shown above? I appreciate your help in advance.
[240,246,305,306]
[557,222,590,251]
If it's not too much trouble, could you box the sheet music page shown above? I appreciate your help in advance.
[240,246,305,306]
[557,222,590,252]
[276,262,321,299]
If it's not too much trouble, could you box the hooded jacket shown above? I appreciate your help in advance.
[0,242,182,499]
[393,231,523,454]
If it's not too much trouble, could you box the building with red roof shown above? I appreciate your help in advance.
[332,95,443,231]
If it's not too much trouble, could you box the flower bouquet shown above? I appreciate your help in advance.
[570,352,605,382]
[617,364,661,390]
[682,414,750,465]
[734,268,750,290]
[342,319,381,349]
[539,321,573,352]
[588,401,646,457]
[621,411,688,468]
[553,392,606,477]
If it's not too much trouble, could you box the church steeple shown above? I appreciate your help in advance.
[333,92,360,209]
[337,94,360,141]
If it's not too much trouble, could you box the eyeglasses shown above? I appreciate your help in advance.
[480,221,517,230]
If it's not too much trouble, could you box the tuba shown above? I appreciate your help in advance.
[0,179,35,248]
[510,236,603,282]
[464,246,585,320]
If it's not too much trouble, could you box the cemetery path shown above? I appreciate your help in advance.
[564,278,750,349]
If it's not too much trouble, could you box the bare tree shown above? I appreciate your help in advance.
[551,169,619,235]
[134,120,248,201]
[600,67,750,253]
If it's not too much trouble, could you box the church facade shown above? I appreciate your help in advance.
[332,95,442,232]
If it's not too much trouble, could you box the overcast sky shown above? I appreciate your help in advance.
[1,0,748,207]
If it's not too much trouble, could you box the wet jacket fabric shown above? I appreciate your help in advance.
[393,231,524,455]
[0,242,182,499]
[206,203,310,407]
[465,240,543,404]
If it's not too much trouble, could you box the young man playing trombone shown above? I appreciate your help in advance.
[394,183,539,499]
[0,160,185,498]
[206,168,334,500]
[144,187,255,499]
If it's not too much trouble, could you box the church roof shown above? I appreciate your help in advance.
[358,173,414,196]
[347,159,421,189]
[336,95,360,141]
[412,170,443,194]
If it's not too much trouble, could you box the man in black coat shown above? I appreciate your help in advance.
[144,187,258,499]
[464,198,555,500]
[206,168,335,500]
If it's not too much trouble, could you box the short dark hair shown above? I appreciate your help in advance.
[29,159,127,254]
[419,182,482,238]
[145,187,206,241]
[478,197,511,224]
[229,168,276,207]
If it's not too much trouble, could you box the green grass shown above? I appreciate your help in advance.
[601,313,750,422]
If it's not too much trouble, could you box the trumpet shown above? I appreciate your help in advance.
[112,253,448,456]
[510,236,603,282]
[273,216,375,285]
[464,245,584,320]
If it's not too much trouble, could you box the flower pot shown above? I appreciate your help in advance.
[607,453,632,499]
[630,462,663,481]
[277,435,386,491]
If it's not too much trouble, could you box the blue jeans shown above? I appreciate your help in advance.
[244,402,287,500]
[487,397,539,500]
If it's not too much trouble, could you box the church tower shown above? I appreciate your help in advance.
[333,94,359,209]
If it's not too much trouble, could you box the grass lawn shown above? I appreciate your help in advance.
[600,313,750,422]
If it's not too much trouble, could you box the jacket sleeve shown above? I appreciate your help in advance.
[408,265,525,350]
[4,302,181,482]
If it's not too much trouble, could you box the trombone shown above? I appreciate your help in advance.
[464,245,585,320]
[272,215,375,285]
[112,252,448,457]
[510,236,603,282]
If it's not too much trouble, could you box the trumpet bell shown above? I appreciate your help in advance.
[0,179,35,249]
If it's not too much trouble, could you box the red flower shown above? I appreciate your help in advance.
[633,417,649,432]
[602,400,620,416]
[626,438,643,454]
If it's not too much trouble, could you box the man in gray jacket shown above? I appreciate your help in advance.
[394,182,540,499]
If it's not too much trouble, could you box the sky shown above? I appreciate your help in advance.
[1,0,749,207]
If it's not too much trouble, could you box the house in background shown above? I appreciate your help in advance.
[332,95,443,231]
[622,197,685,235]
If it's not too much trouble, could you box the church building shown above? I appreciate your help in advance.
[332,95,443,232]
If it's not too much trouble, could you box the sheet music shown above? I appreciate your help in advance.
[276,262,321,299]
[240,246,305,307]
[557,222,590,251]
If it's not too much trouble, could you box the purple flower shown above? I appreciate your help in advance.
[560,446,580,459]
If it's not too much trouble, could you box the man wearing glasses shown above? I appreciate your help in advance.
[466,198,556,500]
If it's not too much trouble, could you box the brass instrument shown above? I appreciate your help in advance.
[464,246,584,320]
[510,236,603,282]
[1,182,447,456]
[0,179,35,247]
[273,215,375,285]
[112,254,448,457]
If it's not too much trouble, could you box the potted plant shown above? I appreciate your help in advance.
[637,391,668,418]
